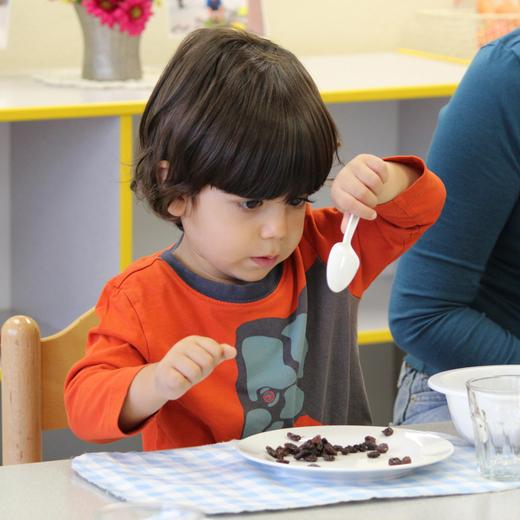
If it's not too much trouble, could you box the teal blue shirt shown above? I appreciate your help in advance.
[389,30,520,375]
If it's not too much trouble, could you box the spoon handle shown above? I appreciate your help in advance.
[342,214,360,245]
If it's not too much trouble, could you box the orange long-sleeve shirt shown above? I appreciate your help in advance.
[65,156,445,451]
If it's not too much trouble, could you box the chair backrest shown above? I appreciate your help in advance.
[0,308,98,465]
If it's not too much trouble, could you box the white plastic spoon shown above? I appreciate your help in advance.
[326,214,360,293]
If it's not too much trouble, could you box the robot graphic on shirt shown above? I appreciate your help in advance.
[235,308,312,437]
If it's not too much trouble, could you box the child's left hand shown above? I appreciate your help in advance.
[330,154,389,226]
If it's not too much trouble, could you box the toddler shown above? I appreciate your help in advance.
[65,28,446,450]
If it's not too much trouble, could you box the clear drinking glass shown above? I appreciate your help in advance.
[466,374,520,481]
[95,502,205,520]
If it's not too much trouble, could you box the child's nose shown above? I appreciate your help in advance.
[260,209,288,239]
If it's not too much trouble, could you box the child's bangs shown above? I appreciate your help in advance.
[209,100,338,201]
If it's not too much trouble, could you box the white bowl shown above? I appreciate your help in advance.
[428,365,520,445]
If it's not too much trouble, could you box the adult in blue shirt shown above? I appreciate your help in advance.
[389,29,520,424]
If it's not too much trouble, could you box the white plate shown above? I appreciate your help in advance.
[236,425,454,481]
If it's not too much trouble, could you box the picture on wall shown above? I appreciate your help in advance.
[0,0,10,49]
[167,0,263,35]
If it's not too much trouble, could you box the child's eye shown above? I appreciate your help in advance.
[288,196,313,207]
[240,199,263,210]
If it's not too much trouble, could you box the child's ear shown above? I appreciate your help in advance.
[167,197,188,218]
[157,160,169,183]
[158,160,189,218]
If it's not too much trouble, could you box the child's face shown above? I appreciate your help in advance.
[169,187,308,284]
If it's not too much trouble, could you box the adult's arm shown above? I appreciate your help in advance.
[389,38,520,371]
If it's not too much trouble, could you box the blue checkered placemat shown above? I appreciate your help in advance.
[72,437,520,515]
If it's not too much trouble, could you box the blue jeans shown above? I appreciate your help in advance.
[392,362,451,425]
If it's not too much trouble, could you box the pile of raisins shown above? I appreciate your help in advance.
[265,426,412,467]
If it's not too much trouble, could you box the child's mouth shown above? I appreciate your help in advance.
[251,256,279,267]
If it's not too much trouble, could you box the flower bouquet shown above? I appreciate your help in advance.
[75,0,156,36]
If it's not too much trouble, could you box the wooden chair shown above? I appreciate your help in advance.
[0,308,97,465]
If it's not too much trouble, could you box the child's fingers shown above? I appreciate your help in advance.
[346,178,379,208]
[157,336,236,399]
[331,179,371,210]
[332,184,377,220]
[343,196,377,221]
[170,354,208,384]
[221,344,236,359]
[191,336,236,363]
[344,154,389,198]
[172,337,235,378]
[358,154,389,183]
[351,163,385,197]
[185,341,235,376]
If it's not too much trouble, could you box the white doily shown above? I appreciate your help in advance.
[32,67,162,90]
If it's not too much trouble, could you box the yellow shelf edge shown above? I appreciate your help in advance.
[321,84,458,104]
[358,329,393,345]
[0,100,146,122]
[119,115,134,271]
[398,47,472,66]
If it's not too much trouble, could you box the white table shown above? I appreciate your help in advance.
[1,423,519,520]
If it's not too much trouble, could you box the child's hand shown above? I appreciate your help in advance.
[330,154,389,226]
[153,336,236,401]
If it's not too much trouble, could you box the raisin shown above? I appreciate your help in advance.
[367,451,381,458]
[323,442,338,456]
[283,442,299,454]
[301,439,314,450]
[322,453,335,462]
[311,435,322,445]
[382,426,394,437]
[274,446,286,458]
[266,446,277,459]
[294,448,311,460]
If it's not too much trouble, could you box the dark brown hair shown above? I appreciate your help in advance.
[132,27,339,228]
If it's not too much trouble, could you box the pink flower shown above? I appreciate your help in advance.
[83,0,122,29]
[113,0,154,36]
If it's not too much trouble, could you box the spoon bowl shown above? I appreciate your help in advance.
[326,214,360,293]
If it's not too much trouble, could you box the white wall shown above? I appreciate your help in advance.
[0,0,457,73]
[261,0,455,55]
